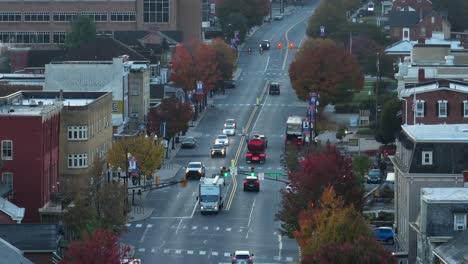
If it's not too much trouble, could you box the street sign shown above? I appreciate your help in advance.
[196,81,203,93]
[230,167,237,176]
[320,25,325,37]
[258,172,265,180]
[231,159,235,168]
[302,120,310,129]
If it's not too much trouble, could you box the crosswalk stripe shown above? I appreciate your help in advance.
[147,224,153,228]
[163,249,170,253]
[138,248,145,252]
[224,253,231,257]
[216,227,220,231]
[226,228,232,231]
[286,257,294,261]
[187,250,194,254]
[203,226,209,230]
[192,226,197,230]
[212,252,218,256]
[125,223,131,227]
[175,250,182,254]
[151,248,156,253]
[136,224,142,228]
[200,251,206,255]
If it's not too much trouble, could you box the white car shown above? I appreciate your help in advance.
[223,124,236,136]
[231,250,254,264]
[215,134,229,146]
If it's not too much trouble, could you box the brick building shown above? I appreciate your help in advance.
[388,11,449,41]
[0,91,62,223]
[0,0,203,48]
[391,0,433,14]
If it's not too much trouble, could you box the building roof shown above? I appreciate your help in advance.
[400,79,468,97]
[150,84,165,99]
[385,35,463,55]
[58,36,148,62]
[0,198,25,223]
[433,231,468,263]
[388,11,420,27]
[421,188,468,203]
[27,50,64,68]
[0,224,59,252]
[0,91,63,116]
[0,238,34,264]
[402,124,468,143]
[112,31,149,47]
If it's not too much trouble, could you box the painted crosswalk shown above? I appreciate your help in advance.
[131,247,295,263]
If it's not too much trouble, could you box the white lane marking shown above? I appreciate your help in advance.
[192,226,198,230]
[274,256,281,260]
[135,224,142,228]
[175,219,183,234]
[212,251,219,256]
[187,250,194,254]
[216,227,220,231]
[278,234,283,260]
[175,249,182,254]
[151,248,155,252]
[138,248,145,252]
[163,249,170,253]
[125,223,131,227]
[226,227,232,232]
[147,224,153,228]
[139,224,151,243]
[264,56,270,72]
[246,197,257,239]
[224,252,231,257]
[200,251,206,255]
[286,257,293,261]
[190,200,199,218]
[203,226,209,230]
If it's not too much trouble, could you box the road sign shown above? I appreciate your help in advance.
[258,172,265,180]
[231,159,235,167]
[230,167,237,176]
[196,81,203,93]
[302,121,310,129]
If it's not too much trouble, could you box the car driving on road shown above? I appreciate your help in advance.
[224,118,237,128]
[185,162,205,180]
[243,176,260,192]
[259,40,270,50]
[223,124,236,136]
[215,134,229,146]
[231,250,254,264]
[374,226,394,244]
[211,144,226,158]
[366,169,382,184]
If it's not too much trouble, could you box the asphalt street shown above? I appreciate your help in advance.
[120,3,317,263]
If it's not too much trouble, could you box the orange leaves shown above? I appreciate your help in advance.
[170,40,220,92]
[288,39,363,105]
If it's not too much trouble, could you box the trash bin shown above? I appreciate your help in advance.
[175,136,180,143]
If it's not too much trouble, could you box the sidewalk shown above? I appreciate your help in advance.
[126,106,209,222]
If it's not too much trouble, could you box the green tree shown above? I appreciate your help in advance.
[306,0,348,38]
[376,94,402,145]
[217,0,269,30]
[65,15,96,48]
[220,12,249,43]
[352,154,373,182]
[107,134,165,180]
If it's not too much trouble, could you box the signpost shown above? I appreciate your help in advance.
[258,172,265,181]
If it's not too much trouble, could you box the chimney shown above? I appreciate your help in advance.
[59,89,64,101]
[417,37,425,44]
[418,68,425,82]
[445,55,454,65]
[464,171,468,187]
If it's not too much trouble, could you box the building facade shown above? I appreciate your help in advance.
[0,0,202,47]
[399,79,468,125]
[0,91,62,223]
[19,91,113,195]
[128,62,150,125]
[414,188,468,264]
[391,124,468,263]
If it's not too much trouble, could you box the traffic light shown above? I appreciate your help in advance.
[221,166,229,177]
[289,42,294,50]
[310,201,315,208]
[277,42,283,50]
[250,167,255,176]
[248,48,252,55]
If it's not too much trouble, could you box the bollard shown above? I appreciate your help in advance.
[256,97,260,105]
[156,176,161,187]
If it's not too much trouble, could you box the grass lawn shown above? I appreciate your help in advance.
[352,80,374,103]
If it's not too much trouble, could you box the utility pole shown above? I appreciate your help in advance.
[375,53,380,128]
[280,0,284,14]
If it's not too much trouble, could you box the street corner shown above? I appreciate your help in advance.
[154,163,182,181]
[232,68,242,81]
[127,206,154,223]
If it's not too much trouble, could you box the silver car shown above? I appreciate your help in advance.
[223,124,236,136]
[215,134,229,146]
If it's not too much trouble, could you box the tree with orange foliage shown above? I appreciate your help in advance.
[170,40,220,94]
[295,187,395,264]
[60,229,130,264]
[288,38,363,106]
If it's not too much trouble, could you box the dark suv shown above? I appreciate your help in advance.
[269,82,280,95]
[211,144,226,158]
[366,169,382,184]
[243,176,260,192]
[259,40,270,50]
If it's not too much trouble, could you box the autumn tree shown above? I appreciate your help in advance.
[147,97,193,148]
[211,38,237,82]
[276,145,364,237]
[296,187,395,264]
[375,93,402,145]
[107,134,164,181]
[65,15,96,48]
[170,40,219,94]
[63,158,128,239]
[288,38,363,106]
[60,229,130,264]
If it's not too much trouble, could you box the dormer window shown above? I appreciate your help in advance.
[416,100,425,117]
[422,151,432,165]
[454,213,467,231]
[438,100,448,118]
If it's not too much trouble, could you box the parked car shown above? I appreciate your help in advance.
[374,227,394,244]
[231,250,254,264]
[366,169,382,184]
[181,136,196,149]
[224,80,236,89]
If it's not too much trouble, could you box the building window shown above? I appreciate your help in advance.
[454,214,467,231]
[1,140,12,160]
[1,172,13,187]
[143,0,169,23]
[110,12,136,22]
[0,32,50,44]
[438,100,448,118]
[202,0,210,22]
[52,12,78,22]
[67,126,88,140]
[421,151,432,165]
[131,87,139,96]
[81,12,108,22]
[415,100,425,117]
[53,32,66,44]
[0,12,21,22]
[24,12,50,22]
[463,101,468,118]
[67,154,88,169]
